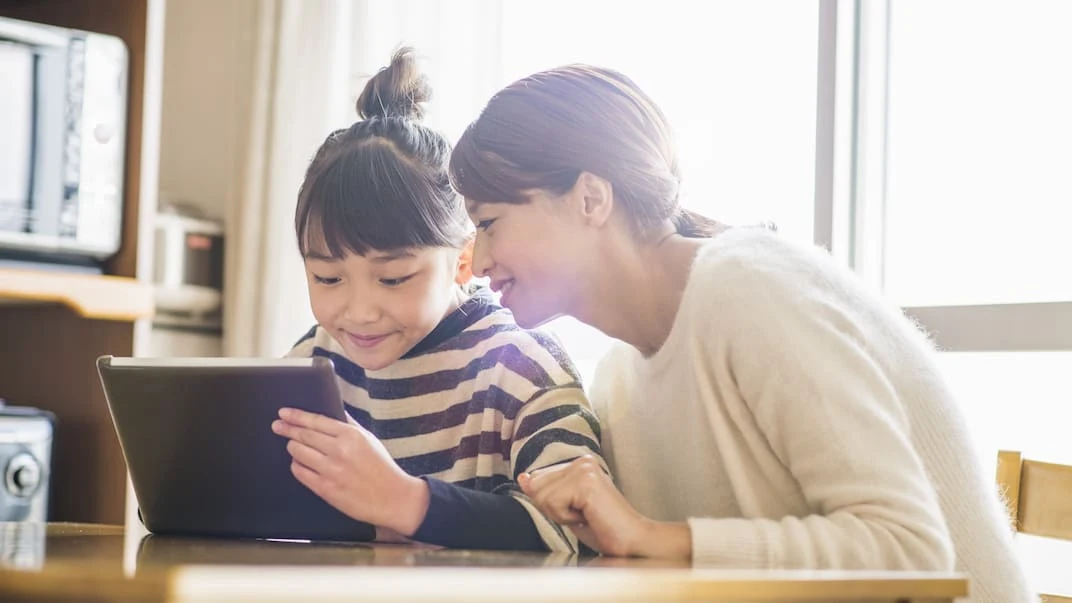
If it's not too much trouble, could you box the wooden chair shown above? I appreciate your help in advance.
[996,450,1072,603]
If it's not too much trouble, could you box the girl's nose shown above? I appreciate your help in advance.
[344,295,382,323]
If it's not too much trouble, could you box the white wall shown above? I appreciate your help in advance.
[147,327,224,357]
[151,0,260,353]
[157,0,258,221]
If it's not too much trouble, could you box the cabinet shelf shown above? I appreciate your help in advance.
[1,0,162,525]
[0,267,154,321]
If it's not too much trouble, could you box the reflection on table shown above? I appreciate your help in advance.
[0,522,970,602]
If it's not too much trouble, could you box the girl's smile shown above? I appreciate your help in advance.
[345,331,391,349]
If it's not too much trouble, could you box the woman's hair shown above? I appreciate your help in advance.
[295,47,470,258]
[449,64,722,239]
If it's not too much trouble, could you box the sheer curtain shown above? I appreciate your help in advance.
[224,0,354,357]
[352,1,506,143]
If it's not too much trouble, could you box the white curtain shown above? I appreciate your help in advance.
[224,0,351,357]
[224,0,505,357]
[352,1,506,143]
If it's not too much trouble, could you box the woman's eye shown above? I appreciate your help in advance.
[313,275,340,285]
[380,274,415,287]
[476,219,496,231]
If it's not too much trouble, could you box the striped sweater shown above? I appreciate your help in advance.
[287,289,605,552]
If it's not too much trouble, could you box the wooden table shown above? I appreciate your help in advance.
[0,522,968,602]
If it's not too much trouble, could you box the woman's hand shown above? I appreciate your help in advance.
[519,455,692,559]
[271,408,429,537]
[374,526,414,544]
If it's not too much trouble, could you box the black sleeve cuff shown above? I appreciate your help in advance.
[411,477,547,551]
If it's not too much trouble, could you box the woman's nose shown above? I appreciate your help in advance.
[471,238,494,278]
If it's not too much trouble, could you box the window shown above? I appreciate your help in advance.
[839,1,1072,592]
[884,0,1072,307]
[843,0,1072,464]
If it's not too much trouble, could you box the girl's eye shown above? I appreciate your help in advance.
[313,275,340,285]
[476,219,496,231]
[380,274,415,287]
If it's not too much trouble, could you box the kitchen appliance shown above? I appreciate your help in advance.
[0,16,129,268]
[152,203,224,321]
[0,400,54,523]
[0,521,45,569]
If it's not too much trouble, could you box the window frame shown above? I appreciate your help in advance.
[814,0,1072,353]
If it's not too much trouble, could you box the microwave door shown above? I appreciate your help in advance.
[31,43,67,240]
[0,41,33,233]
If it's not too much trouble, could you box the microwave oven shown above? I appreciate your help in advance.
[0,16,129,266]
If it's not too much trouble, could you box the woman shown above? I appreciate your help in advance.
[447,64,1034,602]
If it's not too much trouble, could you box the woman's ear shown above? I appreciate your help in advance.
[455,237,475,285]
[575,171,614,227]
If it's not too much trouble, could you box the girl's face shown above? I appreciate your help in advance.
[304,246,468,370]
[466,189,589,329]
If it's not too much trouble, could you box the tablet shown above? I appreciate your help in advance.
[96,356,375,542]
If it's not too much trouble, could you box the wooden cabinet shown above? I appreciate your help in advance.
[0,0,163,524]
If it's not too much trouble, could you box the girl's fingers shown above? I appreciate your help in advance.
[277,408,346,436]
[291,461,326,497]
[286,439,329,473]
[272,421,336,454]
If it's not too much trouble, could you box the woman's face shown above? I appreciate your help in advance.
[466,190,588,328]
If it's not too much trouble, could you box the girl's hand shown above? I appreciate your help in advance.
[271,408,429,537]
[518,455,691,559]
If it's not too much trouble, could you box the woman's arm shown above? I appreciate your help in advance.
[682,264,955,570]
[523,247,955,569]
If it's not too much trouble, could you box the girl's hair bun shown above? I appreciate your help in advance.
[356,46,431,120]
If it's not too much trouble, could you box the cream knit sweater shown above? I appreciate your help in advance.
[590,228,1035,602]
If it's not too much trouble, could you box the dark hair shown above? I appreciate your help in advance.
[449,64,722,239]
[295,47,469,258]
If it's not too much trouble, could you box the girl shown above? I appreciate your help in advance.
[271,49,605,553]
[448,64,1034,601]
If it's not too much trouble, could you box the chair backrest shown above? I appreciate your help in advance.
[996,450,1072,603]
